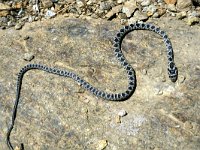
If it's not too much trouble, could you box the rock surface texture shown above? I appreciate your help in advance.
[0,16,200,149]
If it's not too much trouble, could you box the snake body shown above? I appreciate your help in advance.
[7,22,178,150]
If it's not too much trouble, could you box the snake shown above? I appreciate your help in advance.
[7,22,178,150]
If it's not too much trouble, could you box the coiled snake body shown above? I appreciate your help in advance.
[7,22,178,150]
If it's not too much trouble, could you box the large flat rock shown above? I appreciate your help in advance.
[0,16,199,149]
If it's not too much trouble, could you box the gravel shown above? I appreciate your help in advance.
[0,0,199,30]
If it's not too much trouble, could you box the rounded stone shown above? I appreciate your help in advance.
[23,52,34,61]
[142,69,147,75]
[115,115,121,123]
[96,140,108,150]
[141,0,151,6]
[167,4,177,12]
[187,16,200,25]
[15,23,23,30]
[184,121,193,129]
[154,88,163,95]
[118,109,127,117]
[152,12,160,18]
[147,4,157,15]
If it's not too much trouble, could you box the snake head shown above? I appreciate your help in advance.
[168,62,178,82]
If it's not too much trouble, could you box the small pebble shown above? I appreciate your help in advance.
[118,13,127,19]
[118,109,127,117]
[134,10,148,20]
[120,19,127,25]
[176,11,187,19]
[105,5,123,19]
[14,23,23,30]
[122,0,137,18]
[147,4,157,15]
[42,0,53,9]
[115,115,121,123]
[28,16,34,22]
[187,16,200,25]
[78,87,85,93]
[96,140,108,150]
[184,121,193,129]
[142,69,147,75]
[157,8,166,17]
[7,20,14,27]
[152,12,159,18]
[45,10,56,18]
[81,107,88,113]
[14,146,20,150]
[76,0,85,8]
[171,12,176,17]
[141,0,151,7]
[99,1,111,11]
[24,52,34,61]
[167,4,177,12]
[23,35,29,40]
[155,88,163,95]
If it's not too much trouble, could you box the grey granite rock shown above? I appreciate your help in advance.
[0,16,199,150]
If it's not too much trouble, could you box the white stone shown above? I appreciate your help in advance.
[141,0,151,6]
[45,10,56,18]
[118,109,127,117]
[122,0,137,18]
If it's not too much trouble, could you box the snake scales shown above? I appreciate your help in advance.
[7,22,178,150]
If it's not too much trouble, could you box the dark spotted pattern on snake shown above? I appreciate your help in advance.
[7,22,178,150]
